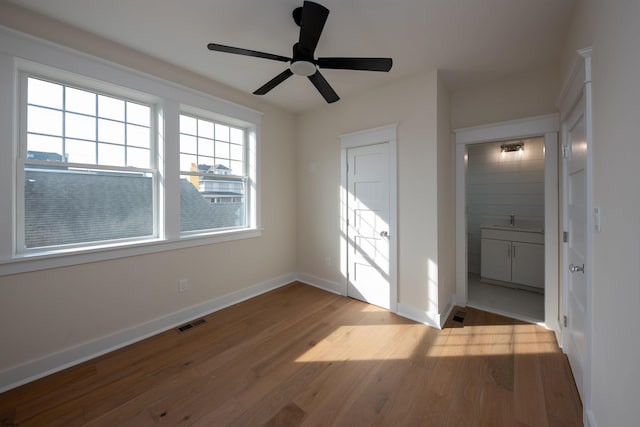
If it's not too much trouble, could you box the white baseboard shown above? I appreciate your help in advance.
[0,272,296,393]
[397,293,457,330]
[439,296,456,327]
[397,303,441,329]
[296,272,344,295]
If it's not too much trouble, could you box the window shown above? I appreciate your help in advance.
[0,31,261,275]
[19,76,156,250]
[179,114,247,233]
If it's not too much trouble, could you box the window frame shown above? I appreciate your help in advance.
[178,110,250,236]
[0,29,262,276]
[17,72,160,253]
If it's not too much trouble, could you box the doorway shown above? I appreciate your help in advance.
[340,124,398,312]
[454,114,561,335]
[465,137,546,322]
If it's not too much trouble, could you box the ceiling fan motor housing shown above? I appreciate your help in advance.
[290,60,317,76]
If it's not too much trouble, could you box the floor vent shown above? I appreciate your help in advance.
[177,318,206,333]
[452,310,466,323]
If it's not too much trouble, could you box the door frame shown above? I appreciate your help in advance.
[340,124,398,313]
[453,114,561,334]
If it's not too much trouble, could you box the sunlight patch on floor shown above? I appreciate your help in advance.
[295,323,426,362]
[427,324,557,357]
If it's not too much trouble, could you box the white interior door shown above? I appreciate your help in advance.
[564,94,588,401]
[346,143,391,309]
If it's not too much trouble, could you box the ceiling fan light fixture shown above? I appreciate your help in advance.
[290,60,316,76]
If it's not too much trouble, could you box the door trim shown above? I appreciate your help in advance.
[453,114,560,334]
[340,124,398,312]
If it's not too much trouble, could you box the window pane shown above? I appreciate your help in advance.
[180,134,197,154]
[27,134,63,159]
[199,156,214,170]
[229,143,243,161]
[28,78,63,109]
[98,95,125,121]
[127,147,150,168]
[66,87,96,115]
[215,123,229,142]
[215,140,230,159]
[198,119,214,139]
[180,177,245,232]
[24,169,153,248]
[198,138,214,157]
[28,106,63,136]
[127,102,150,126]
[65,112,96,141]
[127,124,150,149]
[180,154,197,172]
[98,143,125,167]
[65,138,96,164]
[180,115,197,135]
[98,119,125,145]
[214,158,230,169]
[230,127,243,144]
[230,160,243,176]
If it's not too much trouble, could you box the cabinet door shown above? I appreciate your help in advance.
[481,238,511,282]
[511,241,545,288]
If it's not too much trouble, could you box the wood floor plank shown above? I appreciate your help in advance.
[0,282,583,426]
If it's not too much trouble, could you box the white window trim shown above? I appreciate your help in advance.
[0,26,262,276]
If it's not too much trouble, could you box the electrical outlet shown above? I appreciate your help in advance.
[179,279,189,293]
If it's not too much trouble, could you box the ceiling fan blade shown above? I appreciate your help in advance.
[253,69,294,95]
[317,57,393,72]
[207,43,290,62]
[297,1,329,57]
[308,71,339,103]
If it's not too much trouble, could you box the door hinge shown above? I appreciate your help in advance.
[563,315,568,327]
[563,231,569,243]
[562,145,569,158]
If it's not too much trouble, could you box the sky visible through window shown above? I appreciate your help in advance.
[179,114,245,178]
[27,77,151,169]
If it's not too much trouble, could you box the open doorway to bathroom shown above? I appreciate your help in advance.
[454,114,560,335]
[465,137,545,323]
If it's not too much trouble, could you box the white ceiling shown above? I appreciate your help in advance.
[8,0,577,113]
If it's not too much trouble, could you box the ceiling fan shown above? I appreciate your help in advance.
[207,0,393,103]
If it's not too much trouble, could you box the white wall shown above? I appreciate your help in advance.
[436,74,455,311]
[563,1,640,425]
[466,138,545,274]
[0,4,297,380]
[451,64,561,129]
[297,70,453,325]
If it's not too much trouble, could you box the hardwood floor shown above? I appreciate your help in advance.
[0,282,582,426]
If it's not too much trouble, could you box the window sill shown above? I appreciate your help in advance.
[0,228,262,277]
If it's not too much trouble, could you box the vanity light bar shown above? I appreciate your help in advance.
[500,142,524,152]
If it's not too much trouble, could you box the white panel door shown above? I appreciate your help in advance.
[347,143,391,309]
[565,94,588,401]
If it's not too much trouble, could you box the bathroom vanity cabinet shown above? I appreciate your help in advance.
[480,225,544,290]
